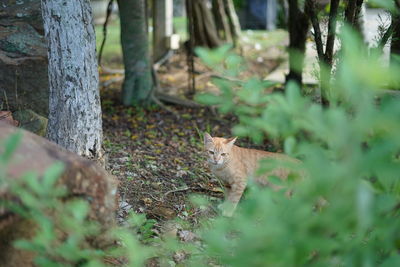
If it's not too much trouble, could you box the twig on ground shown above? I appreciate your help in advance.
[100,66,124,74]
[143,192,163,202]
[151,92,181,119]
[154,50,174,71]
[101,76,124,87]
[151,67,181,119]
[155,91,202,108]
[164,186,191,198]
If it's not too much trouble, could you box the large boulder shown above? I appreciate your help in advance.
[0,122,118,266]
[0,0,49,117]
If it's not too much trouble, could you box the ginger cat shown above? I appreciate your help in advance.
[204,132,299,217]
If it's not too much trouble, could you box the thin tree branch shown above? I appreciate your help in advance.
[98,0,114,66]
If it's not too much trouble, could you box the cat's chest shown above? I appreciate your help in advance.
[209,164,241,184]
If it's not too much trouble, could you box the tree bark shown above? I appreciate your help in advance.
[325,0,340,67]
[189,0,223,48]
[212,0,233,43]
[41,0,103,161]
[153,0,174,62]
[224,0,242,47]
[345,0,364,30]
[286,0,310,86]
[344,0,357,25]
[117,0,153,106]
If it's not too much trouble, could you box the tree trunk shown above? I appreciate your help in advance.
[224,0,242,46]
[153,0,174,62]
[286,0,310,86]
[41,0,103,161]
[117,0,153,105]
[345,0,364,36]
[391,4,400,67]
[344,0,357,25]
[212,0,233,43]
[189,0,223,48]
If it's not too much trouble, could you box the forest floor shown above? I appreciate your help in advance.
[99,30,288,236]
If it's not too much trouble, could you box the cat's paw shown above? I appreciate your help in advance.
[222,209,234,217]
[218,202,236,217]
[217,203,224,211]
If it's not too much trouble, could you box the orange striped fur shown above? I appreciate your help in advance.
[204,132,299,216]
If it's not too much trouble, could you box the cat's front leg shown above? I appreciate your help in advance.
[222,181,246,217]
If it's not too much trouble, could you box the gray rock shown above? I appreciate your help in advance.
[178,230,198,242]
[0,122,118,266]
[0,0,49,117]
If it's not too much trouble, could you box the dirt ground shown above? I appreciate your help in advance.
[100,38,286,232]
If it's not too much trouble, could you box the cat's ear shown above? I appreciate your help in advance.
[225,137,237,148]
[204,132,213,145]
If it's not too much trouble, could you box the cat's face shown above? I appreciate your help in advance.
[203,133,237,166]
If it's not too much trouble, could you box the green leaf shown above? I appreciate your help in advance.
[1,132,22,163]
[381,255,400,267]
[42,161,65,191]
[284,136,296,155]
[68,200,90,222]
[195,93,222,105]
[368,0,396,11]
[13,239,44,252]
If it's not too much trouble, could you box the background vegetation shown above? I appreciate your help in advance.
[3,21,400,265]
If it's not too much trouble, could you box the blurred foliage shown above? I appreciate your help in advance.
[194,26,400,266]
[368,0,397,11]
[233,0,245,9]
[2,24,400,266]
[0,134,154,267]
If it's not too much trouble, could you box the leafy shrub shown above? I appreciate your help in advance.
[194,27,400,266]
[2,25,400,267]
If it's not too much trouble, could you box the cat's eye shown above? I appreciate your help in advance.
[208,150,214,154]
[221,153,227,156]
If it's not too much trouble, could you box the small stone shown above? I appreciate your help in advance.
[178,230,198,242]
[113,164,121,170]
[119,201,132,212]
[142,197,153,206]
[118,157,130,163]
[161,221,181,239]
[150,182,162,190]
[176,170,187,178]
[173,251,187,263]
[152,206,175,220]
